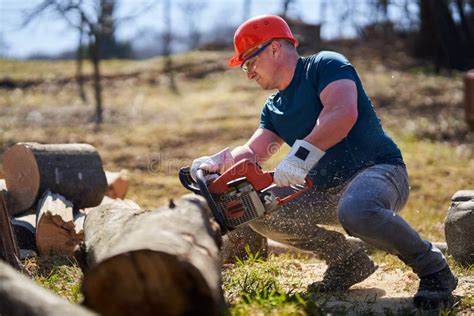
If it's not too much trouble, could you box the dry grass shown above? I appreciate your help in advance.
[0,46,473,314]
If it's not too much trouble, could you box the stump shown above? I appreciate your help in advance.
[0,260,95,316]
[445,190,474,265]
[82,195,225,316]
[3,143,107,215]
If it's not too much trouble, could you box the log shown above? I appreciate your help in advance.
[105,170,129,199]
[0,190,21,269]
[3,143,107,215]
[82,195,225,316]
[11,213,37,252]
[0,260,95,316]
[35,191,84,256]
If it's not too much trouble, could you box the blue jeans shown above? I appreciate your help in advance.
[250,164,447,276]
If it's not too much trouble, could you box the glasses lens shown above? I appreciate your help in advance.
[240,41,271,73]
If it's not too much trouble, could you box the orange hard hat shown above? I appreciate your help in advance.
[228,15,299,68]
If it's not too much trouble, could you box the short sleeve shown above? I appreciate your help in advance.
[259,99,277,135]
[310,52,357,94]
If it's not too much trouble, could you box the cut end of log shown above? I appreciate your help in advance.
[83,250,218,316]
[4,144,40,214]
[105,170,129,199]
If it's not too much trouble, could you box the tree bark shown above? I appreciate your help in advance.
[0,190,21,269]
[3,143,107,215]
[82,195,225,316]
[0,260,95,316]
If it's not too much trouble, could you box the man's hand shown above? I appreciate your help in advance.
[191,148,235,180]
[274,139,325,187]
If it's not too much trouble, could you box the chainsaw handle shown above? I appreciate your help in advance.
[275,176,313,205]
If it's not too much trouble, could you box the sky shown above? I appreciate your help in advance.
[0,0,413,59]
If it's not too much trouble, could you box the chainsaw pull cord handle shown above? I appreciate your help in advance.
[195,169,229,234]
[271,175,313,205]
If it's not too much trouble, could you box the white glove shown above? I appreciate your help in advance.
[191,147,235,180]
[274,139,325,187]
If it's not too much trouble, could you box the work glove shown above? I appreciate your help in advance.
[191,147,235,180]
[274,139,325,187]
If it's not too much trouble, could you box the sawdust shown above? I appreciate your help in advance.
[282,257,474,315]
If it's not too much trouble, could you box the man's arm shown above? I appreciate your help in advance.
[304,79,358,150]
[231,128,284,163]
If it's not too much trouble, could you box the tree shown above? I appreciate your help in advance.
[24,0,155,126]
[415,0,473,71]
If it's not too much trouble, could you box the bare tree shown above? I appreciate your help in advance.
[178,0,207,50]
[163,0,177,93]
[281,0,295,19]
[242,0,252,21]
[23,0,156,126]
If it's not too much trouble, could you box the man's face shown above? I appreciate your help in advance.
[242,42,279,90]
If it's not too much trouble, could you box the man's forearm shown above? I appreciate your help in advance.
[231,145,258,163]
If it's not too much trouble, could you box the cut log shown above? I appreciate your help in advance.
[3,143,107,215]
[82,195,225,316]
[105,170,129,199]
[35,191,84,256]
[11,213,37,252]
[0,260,95,316]
[0,190,21,269]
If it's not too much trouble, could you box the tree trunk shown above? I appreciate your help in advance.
[0,190,21,270]
[0,260,95,316]
[82,195,225,316]
[35,191,84,256]
[465,70,474,131]
[3,143,107,215]
[76,15,87,103]
[89,33,103,125]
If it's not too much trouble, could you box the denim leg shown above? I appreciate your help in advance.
[337,164,447,276]
[250,184,360,265]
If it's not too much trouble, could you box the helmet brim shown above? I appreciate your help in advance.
[228,55,242,68]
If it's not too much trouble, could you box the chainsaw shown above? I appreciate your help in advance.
[179,159,312,234]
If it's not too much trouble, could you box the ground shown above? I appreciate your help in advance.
[1,39,473,314]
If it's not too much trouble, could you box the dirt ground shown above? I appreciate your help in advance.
[295,259,474,315]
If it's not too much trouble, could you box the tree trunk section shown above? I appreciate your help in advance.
[82,195,225,316]
[0,190,21,269]
[3,143,107,215]
[0,260,95,316]
[105,170,129,199]
[35,191,84,256]
[11,213,37,252]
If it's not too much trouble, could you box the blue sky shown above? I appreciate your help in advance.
[0,0,413,59]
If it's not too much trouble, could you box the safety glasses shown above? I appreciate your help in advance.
[241,41,272,73]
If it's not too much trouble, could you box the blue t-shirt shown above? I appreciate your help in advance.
[260,51,404,188]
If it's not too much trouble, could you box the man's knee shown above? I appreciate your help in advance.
[337,198,378,234]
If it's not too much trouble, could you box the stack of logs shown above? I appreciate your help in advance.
[0,143,226,316]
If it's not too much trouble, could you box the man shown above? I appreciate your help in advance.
[191,15,457,309]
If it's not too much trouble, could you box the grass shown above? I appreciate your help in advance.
[1,46,473,314]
